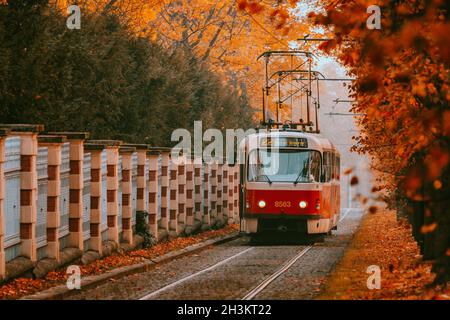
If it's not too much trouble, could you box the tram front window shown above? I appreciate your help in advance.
[247,149,321,183]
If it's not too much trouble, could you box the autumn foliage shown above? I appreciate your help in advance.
[310,0,450,285]
[319,210,449,299]
[239,0,449,284]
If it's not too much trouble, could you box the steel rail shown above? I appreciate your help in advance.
[241,246,313,300]
[241,208,356,300]
[139,247,254,300]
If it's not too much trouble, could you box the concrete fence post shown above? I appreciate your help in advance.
[0,128,9,279]
[222,164,229,225]
[13,125,45,261]
[69,138,84,250]
[216,163,224,224]
[20,131,39,260]
[193,157,203,224]
[210,163,218,225]
[169,156,179,235]
[104,142,121,245]
[49,132,89,251]
[38,135,66,261]
[159,149,170,233]
[84,143,105,254]
[185,159,194,228]
[177,157,186,229]
[120,146,136,244]
[203,163,211,227]
[134,145,148,214]
[147,150,159,239]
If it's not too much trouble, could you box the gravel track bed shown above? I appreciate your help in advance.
[249,209,364,300]
[65,239,251,300]
[150,246,307,300]
[65,209,364,300]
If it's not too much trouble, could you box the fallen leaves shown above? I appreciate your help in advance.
[343,167,353,175]
[0,224,239,300]
[317,210,449,300]
[368,206,378,214]
[350,176,359,186]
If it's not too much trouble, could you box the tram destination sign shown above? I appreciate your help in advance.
[259,137,308,148]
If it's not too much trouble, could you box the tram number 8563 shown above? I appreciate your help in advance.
[274,201,291,208]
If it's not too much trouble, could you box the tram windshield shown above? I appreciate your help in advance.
[247,149,321,183]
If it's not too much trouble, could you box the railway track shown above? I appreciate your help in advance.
[139,245,314,300]
[138,208,357,300]
[138,241,322,300]
[241,246,312,300]
[139,247,255,300]
[55,207,361,300]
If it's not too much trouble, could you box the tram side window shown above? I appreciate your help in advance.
[331,153,336,180]
[336,156,340,180]
[323,152,332,182]
[310,151,321,182]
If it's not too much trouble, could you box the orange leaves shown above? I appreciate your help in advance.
[402,166,424,197]
[396,3,414,16]
[343,167,353,175]
[45,271,66,282]
[443,110,450,136]
[237,0,247,11]
[420,223,438,234]
[237,0,264,14]
[411,81,427,98]
[358,75,379,93]
[393,70,412,84]
[248,1,264,14]
[350,176,359,185]
[401,144,448,198]
[317,39,337,53]
[424,145,450,181]
[429,22,450,65]
[368,206,378,214]
[371,185,384,193]
[269,7,290,30]
[0,278,50,300]
[301,0,450,207]
[341,49,359,66]
[433,179,442,190]
[319,210,449,300]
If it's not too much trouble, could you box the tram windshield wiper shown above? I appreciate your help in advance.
[293,172,302,185]
[293,168,307,185]
[261,173,273,184]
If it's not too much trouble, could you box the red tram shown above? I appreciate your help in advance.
[239,129,341,237]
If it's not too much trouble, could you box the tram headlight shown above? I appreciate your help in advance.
[299,201,307,209]
[258,200,266,208]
